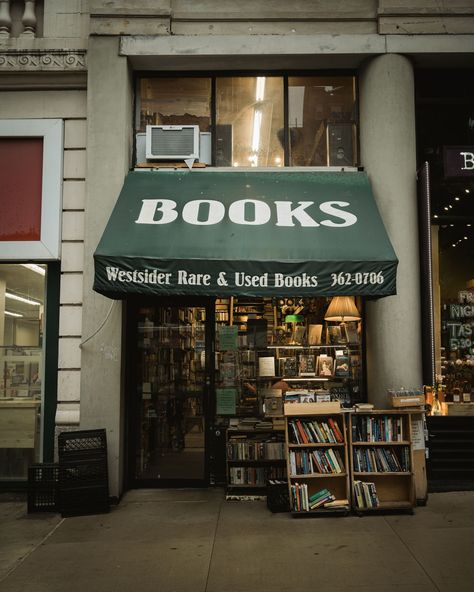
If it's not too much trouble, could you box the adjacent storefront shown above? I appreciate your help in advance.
[415,70,474,490]
[0,120,62,485]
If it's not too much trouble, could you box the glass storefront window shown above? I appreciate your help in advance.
[288,76,357,166]
[216,76,284,167]
[433,193,474,403]
[215,296,364,418]
[0,263,45,480]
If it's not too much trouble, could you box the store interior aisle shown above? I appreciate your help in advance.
[1,489,473,592]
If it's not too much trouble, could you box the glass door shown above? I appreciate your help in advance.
[130,302,209,485]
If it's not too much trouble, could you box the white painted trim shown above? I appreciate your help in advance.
[0,119,63,260]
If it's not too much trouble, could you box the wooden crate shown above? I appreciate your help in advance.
[391,394,425,408]
[284,401,341,416]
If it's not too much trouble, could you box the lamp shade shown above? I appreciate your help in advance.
[324,296,361,321]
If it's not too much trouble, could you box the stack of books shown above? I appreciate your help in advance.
[308,488,335,510]
[290,485,345,512]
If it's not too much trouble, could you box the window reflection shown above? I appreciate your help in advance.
[139,78,211,132]
[216,77,284,167]
[288,76,357,166]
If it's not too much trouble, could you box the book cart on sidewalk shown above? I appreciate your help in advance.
[284,402,351,516]
[283,402,416,517]
[349,409,416,514]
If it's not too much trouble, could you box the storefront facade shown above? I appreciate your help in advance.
[83,32,428,497]
[1,2,473,497]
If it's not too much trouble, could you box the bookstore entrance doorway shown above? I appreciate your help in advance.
[127,298,212,487]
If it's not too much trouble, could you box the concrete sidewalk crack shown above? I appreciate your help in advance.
[204,496,223,592]
[0,517,65,585]
[384,517,442,592]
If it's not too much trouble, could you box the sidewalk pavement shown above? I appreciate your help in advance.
[1,489,473,592]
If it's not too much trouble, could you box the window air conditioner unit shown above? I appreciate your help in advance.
[145,125,200,160]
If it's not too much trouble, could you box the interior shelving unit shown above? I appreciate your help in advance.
[226,427,286,493]
[348,410,415,513]
[284,405,350,516]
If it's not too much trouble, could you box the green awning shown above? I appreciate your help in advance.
[93,170,398,298]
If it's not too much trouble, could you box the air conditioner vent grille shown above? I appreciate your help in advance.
[150,127,196,157]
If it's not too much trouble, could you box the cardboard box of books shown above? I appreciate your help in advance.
[284,401,341,415]
[390,389,425,408]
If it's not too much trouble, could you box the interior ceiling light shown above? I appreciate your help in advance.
[5,292,41,306]
[4,310,23,318]
[465,189,470,194]
[20,263,46,276]
[455,197,460,201]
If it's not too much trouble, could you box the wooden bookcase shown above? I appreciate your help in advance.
[348,410,415,513]
[284,405,350,515]
[226,428,287,493]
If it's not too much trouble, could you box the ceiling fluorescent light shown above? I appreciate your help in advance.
[20,263,46,276]
[5,292,42,306]
[255,77,266,101]
[4,310,23,318]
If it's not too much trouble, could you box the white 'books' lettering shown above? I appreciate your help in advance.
[134,198,358,228]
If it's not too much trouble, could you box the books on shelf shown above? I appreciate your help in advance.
[352,446,410,473]
[353,480,379,509]
[299,354,316,376]
[327,325,342,345]
[227,435,285,461]
[288,418,344,444]
[289,448,345,475]
[309,488,336,509]
[352,415,405,442]
[284,390,314,404]
[258,356,276,377]
[317,355,334,377]
[229,465,286,486]
[283,356,298,377]
[334,355,350,377]
[344,322,359,344]
[290,484,337,512]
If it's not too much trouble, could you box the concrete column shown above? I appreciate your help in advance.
[359,53,423,407]
[81,37,132,497]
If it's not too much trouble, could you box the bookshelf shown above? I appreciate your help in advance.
[226,427,287,492]
[348,410,415,513]
[284,405,350,515]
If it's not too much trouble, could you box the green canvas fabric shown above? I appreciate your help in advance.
[93,170,398,298]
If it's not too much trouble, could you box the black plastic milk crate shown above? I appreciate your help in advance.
[60,485,110,517]
[58,429,107,461]
[27,463,60,513]
[59,457,109,490]
[266,480,290,513]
